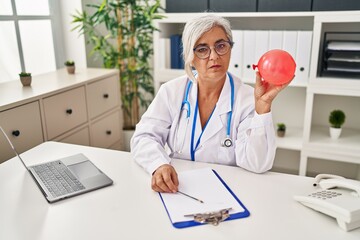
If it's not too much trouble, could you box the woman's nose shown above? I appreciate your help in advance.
[209,47,220,60]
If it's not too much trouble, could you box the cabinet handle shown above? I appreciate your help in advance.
[12,130,20,137]
[246,64,251,69]
[103,93,109,99]
[106,130,112,135]
[66,109,73,115]
[300,67,305,72]
[234,64,238,68]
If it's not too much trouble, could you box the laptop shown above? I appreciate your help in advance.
[0,126,113,203]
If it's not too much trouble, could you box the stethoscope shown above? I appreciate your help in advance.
[174,72,235,161]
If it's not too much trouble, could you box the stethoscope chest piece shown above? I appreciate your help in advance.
[221,138,233,148]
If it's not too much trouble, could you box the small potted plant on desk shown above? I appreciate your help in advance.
[64,60,75,74]
[329,109,346,140]
[277,123,286,137]
[19,72,32,86]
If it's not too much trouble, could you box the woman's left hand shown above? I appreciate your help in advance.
[254,72,293,114]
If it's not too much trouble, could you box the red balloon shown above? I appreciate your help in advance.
[252,49,296,85]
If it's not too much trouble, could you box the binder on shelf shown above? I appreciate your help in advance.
[294,31,312,85]
[159,168,250,228]
[282,31,297,60]
[170,34,179,69]
[269,31,283,50]
[242,30,256,81]
[255,31,269,62]
[240,30,310,85]
[159,38,171,69]
[170,34,184,69]
[165,38,171,69]
[229,30,243,78]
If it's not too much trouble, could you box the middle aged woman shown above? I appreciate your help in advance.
[131,14,291,193]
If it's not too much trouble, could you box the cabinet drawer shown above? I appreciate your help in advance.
[58,127,90,146]
[87,76,119,119]
[0,101,43,163]
[91,111,121,148]
[43,87,88,139]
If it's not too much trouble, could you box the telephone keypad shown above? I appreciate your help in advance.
[309,190,342,200]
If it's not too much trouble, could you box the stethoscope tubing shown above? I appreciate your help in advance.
[181,81,192,118]
[178,72,235,161]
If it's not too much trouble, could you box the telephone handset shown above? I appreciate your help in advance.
[313,173,345,186]
[294,174,360,231]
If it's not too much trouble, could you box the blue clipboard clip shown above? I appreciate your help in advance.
[184,208,232,226]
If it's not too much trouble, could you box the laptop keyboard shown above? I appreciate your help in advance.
[32,160,85,198]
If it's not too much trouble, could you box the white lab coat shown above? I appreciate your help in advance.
[131,73,276,175]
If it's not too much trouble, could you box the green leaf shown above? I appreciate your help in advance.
[71,0,164,128]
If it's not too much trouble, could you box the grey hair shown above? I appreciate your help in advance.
[182,14,233,81]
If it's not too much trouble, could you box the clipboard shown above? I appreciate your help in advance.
[159,168,250,228]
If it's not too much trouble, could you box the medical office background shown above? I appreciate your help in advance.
[1,0,360,179]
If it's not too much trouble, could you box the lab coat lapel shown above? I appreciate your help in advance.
[200,75,232,145]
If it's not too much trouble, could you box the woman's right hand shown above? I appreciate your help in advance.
[151,164,179,193]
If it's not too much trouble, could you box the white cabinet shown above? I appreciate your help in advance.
[0,68,123,164]
[87,75,120,119]
[43,86,88,139]
[58,127,91,146]
[0,101,44,162]
[90,110,122,148]
[153,12,360,179]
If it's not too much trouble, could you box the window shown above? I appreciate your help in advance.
[0,0,61,83]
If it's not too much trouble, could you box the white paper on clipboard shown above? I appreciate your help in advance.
[160,168,246,224]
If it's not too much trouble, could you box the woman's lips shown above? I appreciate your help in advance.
[210,64,221,68]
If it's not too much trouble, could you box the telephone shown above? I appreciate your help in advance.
[294,174,360,231]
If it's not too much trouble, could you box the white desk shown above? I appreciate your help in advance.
[0,142,359,240]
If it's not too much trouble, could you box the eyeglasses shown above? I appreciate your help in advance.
[193,40,234,59]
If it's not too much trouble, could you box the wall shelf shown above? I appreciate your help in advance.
[153,11,360,179]
[308,126,360,157]
[276,127,303,151]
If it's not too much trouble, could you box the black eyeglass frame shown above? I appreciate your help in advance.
[193,40,234,59]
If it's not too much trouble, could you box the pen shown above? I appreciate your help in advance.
[177,191,204,203]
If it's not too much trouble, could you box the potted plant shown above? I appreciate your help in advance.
[329,109,346,139]
[64,60,75,74]
[19,72,32,86]
[72,0,164,130]
[277,123,286,137]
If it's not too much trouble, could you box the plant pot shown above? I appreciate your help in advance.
[20,76,32,86]
[123,129,135,152]
[329,127,342,140]
[277,130,285,137]
[66,66,75,74]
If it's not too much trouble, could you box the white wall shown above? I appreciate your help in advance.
[59,0,87,68]
[161,0,166,9]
